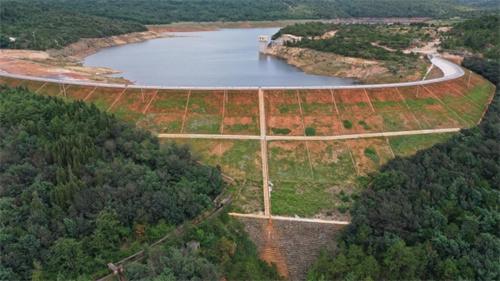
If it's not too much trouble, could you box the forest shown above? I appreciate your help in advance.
[441,15,499,60]
[0,89,225,280]
[307,17,500,280]
[0,2,146,50]
[0,0,487,50]
[124,214,281,280]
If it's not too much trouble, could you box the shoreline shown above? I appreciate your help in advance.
[49,30,170,60]
[0,56,464,90]
[262,45,431,84]
[0,17,436,85]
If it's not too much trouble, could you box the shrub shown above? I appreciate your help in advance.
[305,127,316,136]
[358,120,371,130]
[364,147,379,163]
[342,120,353,129]
[271,128,291,135]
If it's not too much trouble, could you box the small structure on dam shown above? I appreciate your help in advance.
[258,35,270,53]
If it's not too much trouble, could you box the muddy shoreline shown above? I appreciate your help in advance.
[0,18,434,84]
[0,29,174,83]
[50,30,169,60]
[262,45,430,84]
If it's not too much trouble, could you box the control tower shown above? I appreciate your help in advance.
[258,35,270,53]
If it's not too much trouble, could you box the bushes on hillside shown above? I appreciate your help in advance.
[307,56,499,281]
[0,87,223,280]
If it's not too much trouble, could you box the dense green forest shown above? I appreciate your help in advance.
[455,0,500,8]
[307,22,500,279]
[124,214,282,280]
[0,89,224,280]
[441,15,500,60]
[0,0,482,50]
[0,2,146,50]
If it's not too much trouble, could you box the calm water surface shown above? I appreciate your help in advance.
[84,28,355,87]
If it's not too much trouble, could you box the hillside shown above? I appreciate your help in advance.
[268,22,435,82]
[123,214,283,280]
[441,15,500,60]
[0,2,146,50]
[0,88,224,280]
[307,18,500,280]
[0,0,477,50]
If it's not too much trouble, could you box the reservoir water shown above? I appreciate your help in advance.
[84,28,355,87]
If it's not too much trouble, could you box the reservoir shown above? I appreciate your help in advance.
[84,28,355,87]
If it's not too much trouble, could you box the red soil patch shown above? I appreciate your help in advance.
[397,85,435,100]
[112,88,157,113]
[240,217,345,281]
[225,90,259,116]
[441,79,470,92]
[136,114,182,133]
[339,111,385,134]
[223,116,254,126]
[306,140,352,167]
[456,73,485,90]
[300,89,332,104]
[86,87,124,108]
[269,140,305,152]
[425,82,466,100]
[260,220,290,279]
[334,89,371,113]
[223,90,260,135]
[308,141,349,169]
[264,90,301,116]
[267,115,304,136]
[188,90,224,115]
[346,138,394,174]
[17,80,45,92]
[36,82,64,97]
[65,86,97,100]
[305,140,331,154]
[298,89,336,114]
[223,116,258,135]
[146,90,188,114]
[467,72,487,86]
[208,141,234,157]
[0,76,11,85]
[367,88,408,112]
[303,115,343,136]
